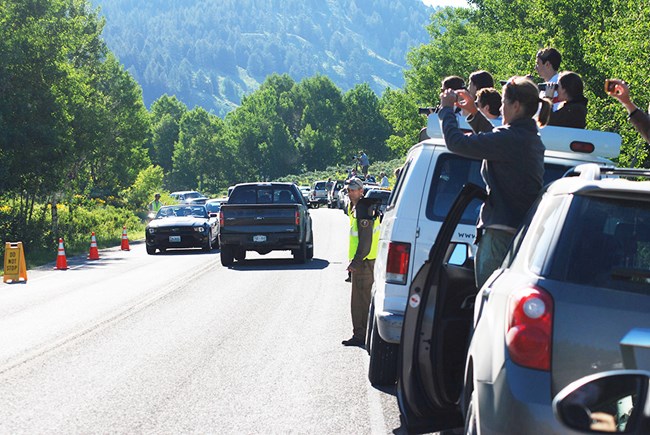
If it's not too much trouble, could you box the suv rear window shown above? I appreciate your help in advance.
[551,195,650,294]
[229,187,298,204]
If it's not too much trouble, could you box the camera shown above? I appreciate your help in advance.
[605,79,616,94]
[418,106,440,115]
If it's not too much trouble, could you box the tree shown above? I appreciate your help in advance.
[341,83,392,162]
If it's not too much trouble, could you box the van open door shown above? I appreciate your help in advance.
[397,183,486,433]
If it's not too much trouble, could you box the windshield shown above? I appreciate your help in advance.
[229,187,299,204]
[156,205,208,218]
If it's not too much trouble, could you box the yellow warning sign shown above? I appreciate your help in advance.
[3,241,27,283]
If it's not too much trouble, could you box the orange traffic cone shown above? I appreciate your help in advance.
[54,238,68,270]
[120,226,130,251]
[88,232,100,260]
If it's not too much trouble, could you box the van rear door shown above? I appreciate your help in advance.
[410,152,484,285]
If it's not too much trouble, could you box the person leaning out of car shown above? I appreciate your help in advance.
[342,177,381,348]
[439,76,549,288]
[606,78,650,144]
[547,71,588,129]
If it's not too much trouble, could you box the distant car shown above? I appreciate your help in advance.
[337,186,348,210]
[327,180,345,208]
[145,204,218,254]
[170,190,206,204]
[398,165,650,434]
[205,197,227,215]
[299,186,311,201]
[310,180,329,207]
[187,197,208,205]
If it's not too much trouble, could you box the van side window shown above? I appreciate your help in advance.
[425,154,484,225]
[388,158,413,207]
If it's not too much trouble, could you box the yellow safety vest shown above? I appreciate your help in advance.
[348,204,380,260]
[149,200,163,212]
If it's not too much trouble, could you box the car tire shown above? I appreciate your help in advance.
[293,241,307,263]
[220,245,234,266]
[235,248,246,261]
[464,389,478,435]
[306,243,314,260]
[368,319,398,386]
[146,245,156,255]
[203,231,213,252]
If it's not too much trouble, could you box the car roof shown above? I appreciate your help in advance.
[423,112,621,164]
[546,164,650,197]
[233,182,295,188]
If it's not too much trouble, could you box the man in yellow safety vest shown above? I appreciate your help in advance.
[342,178,381,348]
[148,193,163,213]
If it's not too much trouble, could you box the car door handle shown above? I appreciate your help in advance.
[482,287,492,301]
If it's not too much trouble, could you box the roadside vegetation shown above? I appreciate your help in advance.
[3,0,649,268]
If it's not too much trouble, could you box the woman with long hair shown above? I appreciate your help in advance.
[548,71,588,129]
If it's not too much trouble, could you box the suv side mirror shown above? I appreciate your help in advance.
[553,370,650,433]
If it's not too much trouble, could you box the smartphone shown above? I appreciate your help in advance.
[605,79,616,94]
[418,107,439,114]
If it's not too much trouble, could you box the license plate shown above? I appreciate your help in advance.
[169,235,181,243]
[253,235,267,242]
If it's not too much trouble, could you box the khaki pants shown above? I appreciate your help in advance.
[351,259,374,340]
[475,228,514,289]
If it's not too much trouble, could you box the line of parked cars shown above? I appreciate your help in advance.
[365,112,650,434]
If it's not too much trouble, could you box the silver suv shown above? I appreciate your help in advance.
[398,164,650,434]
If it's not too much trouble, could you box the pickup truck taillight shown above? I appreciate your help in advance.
[295,210,300,225]
[505,286,553,371]
[219,211,224,228]
[385,242,410,285]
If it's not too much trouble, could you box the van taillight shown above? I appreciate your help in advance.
[386,242,410,285]
[505,286,553,371]
[219,211,224,228]
[295,210,300,225]
[570,141,595,153]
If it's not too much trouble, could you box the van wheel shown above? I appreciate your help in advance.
[220,245,234,266]
[368,319,398,386]
[306,244,314,260]
[464,389,478,435]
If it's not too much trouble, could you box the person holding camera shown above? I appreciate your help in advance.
[606,79,650,143]
[438,76,550,288]
[342,178,380,348]
[357,151,369,176]
[535,47,562,110]
[547,71,588,129]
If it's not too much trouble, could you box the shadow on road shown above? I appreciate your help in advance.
[229,258,329,271]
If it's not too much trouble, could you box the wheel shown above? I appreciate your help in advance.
[293,241,307,263]
[202,231,213,252]
[306,244,314,260]
[146,245,156,255]
[368,318,398,386]
[464,389,478,435]
[235,248,246,261]
[220,245,234,266]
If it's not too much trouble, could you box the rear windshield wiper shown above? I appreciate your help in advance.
[610,267,650,283]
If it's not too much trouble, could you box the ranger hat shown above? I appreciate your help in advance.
[347,178,364,191]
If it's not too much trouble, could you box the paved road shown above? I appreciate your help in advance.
[0,208,405,434]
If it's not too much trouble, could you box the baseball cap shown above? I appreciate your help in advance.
[347,178,364,191]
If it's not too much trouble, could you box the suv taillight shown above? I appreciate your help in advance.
[295,210,300,225]
[219,211,224,228]
[505,286,553,371]
[386,242,410,284]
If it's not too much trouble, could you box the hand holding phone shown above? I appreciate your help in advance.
[605,79,617,94]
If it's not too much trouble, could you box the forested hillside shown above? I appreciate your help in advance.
[90,0,435,116]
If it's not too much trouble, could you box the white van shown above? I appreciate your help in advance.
[366,112,622,386]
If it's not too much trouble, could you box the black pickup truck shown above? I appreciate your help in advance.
[218,182,314,266]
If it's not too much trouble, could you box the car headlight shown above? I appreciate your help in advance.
[194,227,205,232]
[148,228,155,234]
